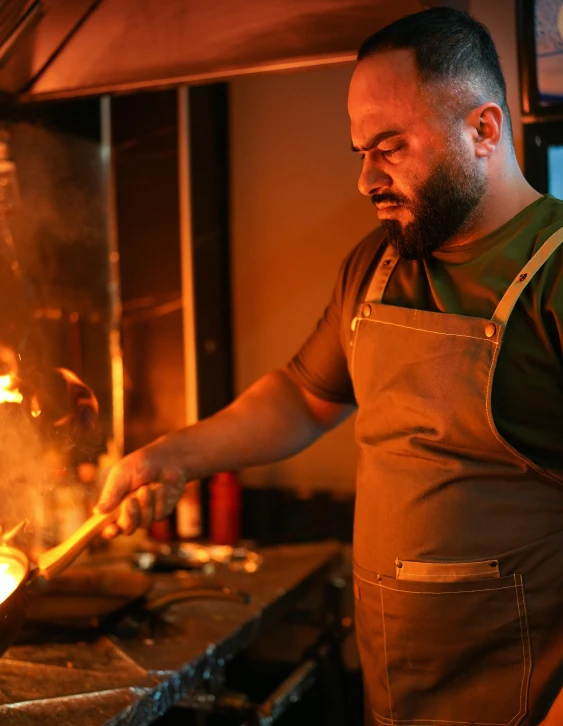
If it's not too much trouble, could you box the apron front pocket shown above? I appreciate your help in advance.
[354,568,532,726]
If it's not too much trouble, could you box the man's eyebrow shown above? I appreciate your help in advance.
[351,130,402,153]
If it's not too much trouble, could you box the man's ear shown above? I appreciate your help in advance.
[466,102,503,158]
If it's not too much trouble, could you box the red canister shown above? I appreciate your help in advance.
[209,471,241,546]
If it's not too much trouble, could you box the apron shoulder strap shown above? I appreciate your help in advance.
[364,244,400,303]
[492,225,563,326]
[351,243,399,332]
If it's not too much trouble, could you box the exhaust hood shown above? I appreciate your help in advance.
[0,0,439,102]
[0,0,100,97]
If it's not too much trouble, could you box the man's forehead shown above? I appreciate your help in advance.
[348,49,431,131]
[348,49,422,109]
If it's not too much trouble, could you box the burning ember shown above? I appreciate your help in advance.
[0,557,24,604]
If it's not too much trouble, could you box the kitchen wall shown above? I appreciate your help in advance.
[229,0,522,494]
[230,63,369,495]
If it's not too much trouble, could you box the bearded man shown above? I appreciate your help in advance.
[97,8,563,724]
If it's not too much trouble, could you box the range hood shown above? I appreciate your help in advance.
[0,0,442,102]
[0,0,100,97]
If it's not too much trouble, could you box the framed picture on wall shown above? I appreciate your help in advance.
[517,0,563,118]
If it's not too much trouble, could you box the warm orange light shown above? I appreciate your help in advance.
[0,559,24,603]
[53,367,99,427]
[0,374,23,405]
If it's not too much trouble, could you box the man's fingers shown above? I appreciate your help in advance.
[153,477,185,521]
[153,483,169,521]
[97,465,134,514]
[94,448,185,538]
[136,484,156,530]
[117,497,141,535]
[100,486,151,538]
[101,481,181,538]
[97,454,159,513]
[101,523,120,540]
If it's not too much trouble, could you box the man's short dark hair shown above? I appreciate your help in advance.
[357,7,512,137]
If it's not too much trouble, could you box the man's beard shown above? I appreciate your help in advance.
[374,152,486,261]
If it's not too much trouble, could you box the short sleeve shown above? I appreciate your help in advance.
[286,229,385,405]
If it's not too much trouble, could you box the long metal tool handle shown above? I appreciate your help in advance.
[36,490,140,580]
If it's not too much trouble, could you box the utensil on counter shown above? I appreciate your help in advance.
[132,541,264,575]
[21,564,250,638]
[0,488,251,657]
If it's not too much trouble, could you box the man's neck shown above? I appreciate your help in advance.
[442,175,543,250]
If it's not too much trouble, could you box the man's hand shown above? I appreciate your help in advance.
[93,370,353,539]
[95,440,186,538]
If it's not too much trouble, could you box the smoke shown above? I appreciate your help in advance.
[0,404,50,553]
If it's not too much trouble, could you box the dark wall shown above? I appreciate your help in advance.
[113,85,233,453]
[112,90,186,452]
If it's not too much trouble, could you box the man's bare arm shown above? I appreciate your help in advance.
[97,368,355,535]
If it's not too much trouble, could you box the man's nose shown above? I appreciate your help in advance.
[358,159,392,197]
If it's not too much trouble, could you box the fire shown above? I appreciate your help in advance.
[0,374,22,405]
[0,558,24,604]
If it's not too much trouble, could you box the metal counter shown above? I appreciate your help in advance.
[0,540,343,725]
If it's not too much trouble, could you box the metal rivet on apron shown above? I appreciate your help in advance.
[484,323,496,338]
[518,273,527,283]
[489,560,498,567]
[383,259,391,266]
[362,304,372,318]
[396,560,403,568]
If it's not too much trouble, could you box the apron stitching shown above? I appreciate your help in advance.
[354,239,555,723]
[515,577,532,722]
[378,583,517,594]
[360,571,531,726]
[357,317,498,343]
[350,320,360,380]
[484,333,563,486]
[374,718,509,725]
[369,580,528,726]
[354,573,515,595]
[354,572,518,594]
[514,579,527,724]
[380,585,395,723]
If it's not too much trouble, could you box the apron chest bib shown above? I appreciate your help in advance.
[349,229,563,725]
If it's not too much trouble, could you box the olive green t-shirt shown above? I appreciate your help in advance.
[287,194,563,475]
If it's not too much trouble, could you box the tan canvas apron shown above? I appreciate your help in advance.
[350,227,563,726]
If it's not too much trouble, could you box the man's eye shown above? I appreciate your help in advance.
[380,146,403,158]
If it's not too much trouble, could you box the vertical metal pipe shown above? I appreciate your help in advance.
[100,95,124,457]
[177,85,199,426]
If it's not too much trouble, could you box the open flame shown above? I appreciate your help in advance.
[0,373,22,405]
[0,558,24,604]
[0,351,97,427]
